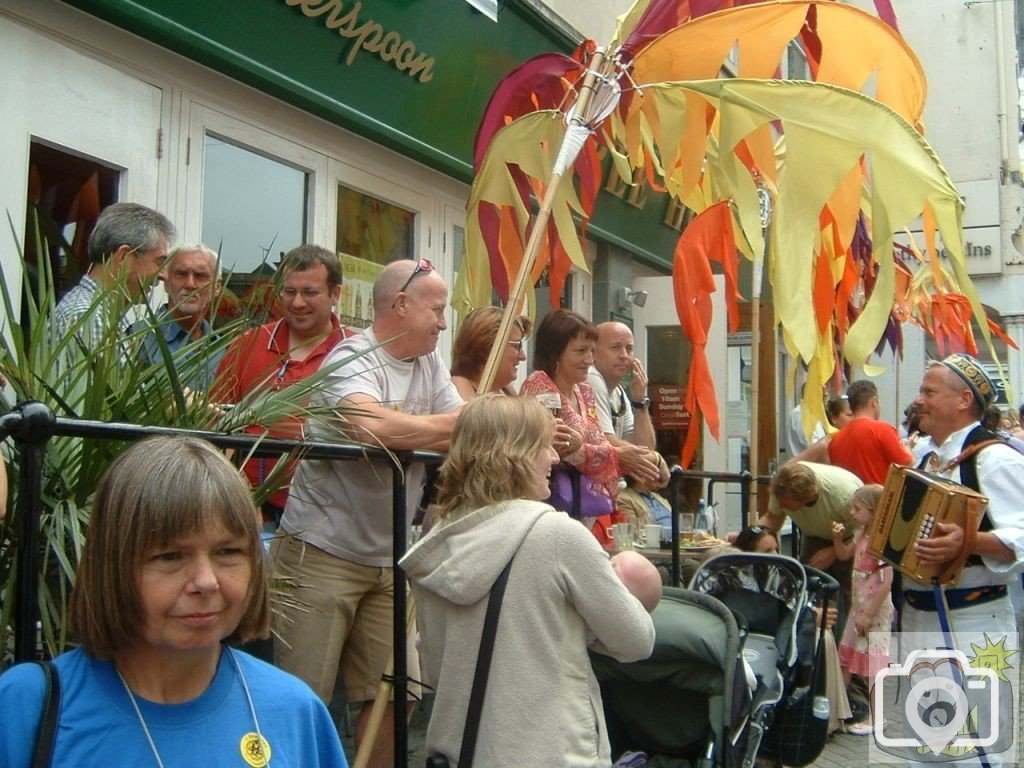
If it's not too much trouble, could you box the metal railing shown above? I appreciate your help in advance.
[664,465,772,586]
[1,402,780,764]
[0,400,441,766]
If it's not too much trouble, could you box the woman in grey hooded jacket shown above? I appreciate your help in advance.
[401,394,656,767]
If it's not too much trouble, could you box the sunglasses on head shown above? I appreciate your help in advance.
[397,259,434,294]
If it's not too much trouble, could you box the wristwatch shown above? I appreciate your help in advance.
[629,396,651,411]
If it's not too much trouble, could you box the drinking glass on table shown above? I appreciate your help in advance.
[679,512,695,540]
[611,522,634,551]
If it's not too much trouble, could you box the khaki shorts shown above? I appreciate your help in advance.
[269,534,420,704]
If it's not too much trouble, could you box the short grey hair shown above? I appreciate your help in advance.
[88,202,175,264]
[167,242,222,280]
[372,260,414,311]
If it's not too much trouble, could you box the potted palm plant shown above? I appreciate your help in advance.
[0,227,363,660]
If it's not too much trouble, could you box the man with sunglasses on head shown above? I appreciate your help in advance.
[273,258,463,768]
[53,202,174,359]
[212,244,351,525]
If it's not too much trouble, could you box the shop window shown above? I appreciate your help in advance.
[450,221,506,316]
[200,134,309,319]
[451,224,465,274]
[335,184,414,328]
[23,140,119,300]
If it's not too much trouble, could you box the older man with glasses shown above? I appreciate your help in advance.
[272,258,463,768]
[212,244,351,523]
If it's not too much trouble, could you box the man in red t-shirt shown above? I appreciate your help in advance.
[212,245,352,522]
[828,379,913,484]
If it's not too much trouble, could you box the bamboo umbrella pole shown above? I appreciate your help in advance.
[477,48,611,395]
[353,593,418,768]
[748,297,762,526]
[748,186,773,525]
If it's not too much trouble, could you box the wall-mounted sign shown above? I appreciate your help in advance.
[284,0,435,83]
[893,227,1001,277]
[652,384,690,430]
[894,178,1003,276]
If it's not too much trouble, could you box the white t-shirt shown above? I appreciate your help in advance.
[281,328,463,567]
[588,367,633,440]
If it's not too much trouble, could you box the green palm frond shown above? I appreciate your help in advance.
[1,219,377,659]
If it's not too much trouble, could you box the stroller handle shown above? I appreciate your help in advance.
[801,564,840,596]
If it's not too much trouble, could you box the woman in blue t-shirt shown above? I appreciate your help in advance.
[0,435,348,768]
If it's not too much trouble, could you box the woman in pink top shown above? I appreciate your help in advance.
[521,310,621,545]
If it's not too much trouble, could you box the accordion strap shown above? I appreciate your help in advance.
[925,438,1000,581]
[936,439,1004,475]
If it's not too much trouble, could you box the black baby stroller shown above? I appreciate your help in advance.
[591,587,749,767]
[690,553,839,768]
[592,553,837,768]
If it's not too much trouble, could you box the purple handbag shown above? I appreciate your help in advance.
[549,463,613,519]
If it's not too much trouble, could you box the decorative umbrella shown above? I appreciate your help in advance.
[459,0,1002,520]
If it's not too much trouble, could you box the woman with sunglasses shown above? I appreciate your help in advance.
[450,307,532,398]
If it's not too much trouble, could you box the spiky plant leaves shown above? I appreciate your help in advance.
[0,219,374,659]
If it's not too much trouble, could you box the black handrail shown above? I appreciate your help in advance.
[0,401,442,766]
[3,404,783,764]
[665,465,771,586]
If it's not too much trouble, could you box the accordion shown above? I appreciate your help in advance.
[866,464,988,585]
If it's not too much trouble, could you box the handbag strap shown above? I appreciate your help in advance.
[457,558,514,768]
[569,465,582,520]
[31,660,61,768]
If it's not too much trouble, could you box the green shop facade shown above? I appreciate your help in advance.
[1,0,687,347]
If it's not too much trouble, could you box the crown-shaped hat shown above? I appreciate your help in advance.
[940,353,995,409]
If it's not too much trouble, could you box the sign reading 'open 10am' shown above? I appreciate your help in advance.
[652,384,690,430]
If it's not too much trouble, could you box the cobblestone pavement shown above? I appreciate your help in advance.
[815,730,870,768]
[359,688,1020,768]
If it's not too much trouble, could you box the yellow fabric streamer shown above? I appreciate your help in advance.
[634,79,978,368]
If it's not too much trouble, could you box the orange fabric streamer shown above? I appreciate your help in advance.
[672,201,738,467]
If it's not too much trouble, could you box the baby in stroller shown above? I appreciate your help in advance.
[593,553,837,768]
